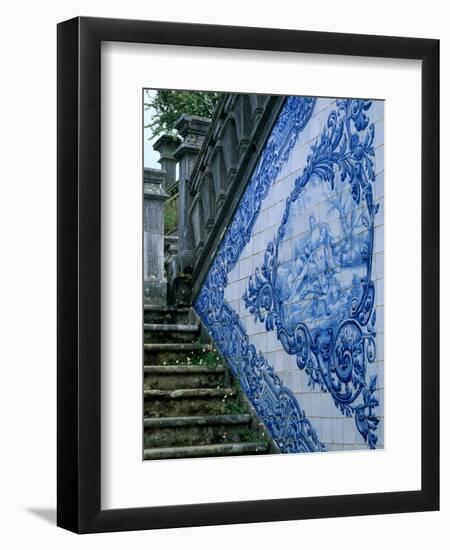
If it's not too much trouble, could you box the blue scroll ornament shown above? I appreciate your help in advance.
[244,99,380,449]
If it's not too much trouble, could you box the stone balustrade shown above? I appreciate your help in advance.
[149,93,286,304]
[186,94,285,296]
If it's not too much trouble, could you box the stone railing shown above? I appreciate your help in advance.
[147,93,286,305]
[184,94,285,296]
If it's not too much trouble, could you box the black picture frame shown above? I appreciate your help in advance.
[57,16,439,533]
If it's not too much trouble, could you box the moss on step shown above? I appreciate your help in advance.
[143,306,275,457]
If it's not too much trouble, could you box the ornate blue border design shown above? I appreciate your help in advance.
[201,300,324,452]
[215,96,317,275]
[243,99,380,449]
[195,97,325,453]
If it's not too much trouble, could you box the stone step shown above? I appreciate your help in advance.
[142,306,275,459]
[144,342,213,365]
[144,365,225,374]
[144,414,253,447]
[144,364,226,390]
[164,234,178,247]
[144,388,234,398]
[143,441,269,460]
[143,323,200,343]
[144,323,199,332]
[144,304,190,324]
[144,343,212,351]
[143,387,238,417]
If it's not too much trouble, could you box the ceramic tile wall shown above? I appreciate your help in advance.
[196,96,384,453]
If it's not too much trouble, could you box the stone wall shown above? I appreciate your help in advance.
[143,168,169,305]
[194,96,384,453]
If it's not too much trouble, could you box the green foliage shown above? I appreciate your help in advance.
[234,428,259,442]
[202,350,222,366]
[189,347,222,367]
[145,90,221,138]
[224,396,247,415]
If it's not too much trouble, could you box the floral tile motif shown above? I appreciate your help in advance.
[195,95,383,452]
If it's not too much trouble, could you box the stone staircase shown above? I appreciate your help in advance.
[143,304,272,460]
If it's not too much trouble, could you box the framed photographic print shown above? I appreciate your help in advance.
[57,17,439,533]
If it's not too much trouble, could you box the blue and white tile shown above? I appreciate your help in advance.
[195,96,384,453]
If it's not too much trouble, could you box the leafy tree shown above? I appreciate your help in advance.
[145,90,221,138]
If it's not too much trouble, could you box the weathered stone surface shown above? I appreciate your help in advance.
[143,441,269,460]
[144,387,235,399]
[143,389,236,417]
[186,94,285,294]
[150,96,285,304]
[143,304,275,458]
[144,342,212,365]
[173,115,210,273]
[144,364,225,374]
[144,413,251,428]
[144,323,199,332]
[143,167,169,305]
[153,134,181,194]
[144,364,225,390]
[166,275,191,307]
[164,234,178,255]
[144,414,254,447]
[144,322,200,343]
[143,304,190,324]
[144,343,212,351]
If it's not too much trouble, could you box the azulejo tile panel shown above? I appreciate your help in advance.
[195,95,384,453]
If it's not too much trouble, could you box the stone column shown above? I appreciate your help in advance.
[143,167,169,305]
[173,115,210,273]
[153,134,181,194]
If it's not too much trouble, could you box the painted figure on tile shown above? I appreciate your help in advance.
[282,215,340,320]
[195,97,325,453]
[197,96,382,453]
[244,98,380,449]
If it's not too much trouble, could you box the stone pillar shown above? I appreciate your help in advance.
[173,115,210,273]
[153,134,181,194]
[143,167,169,305]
